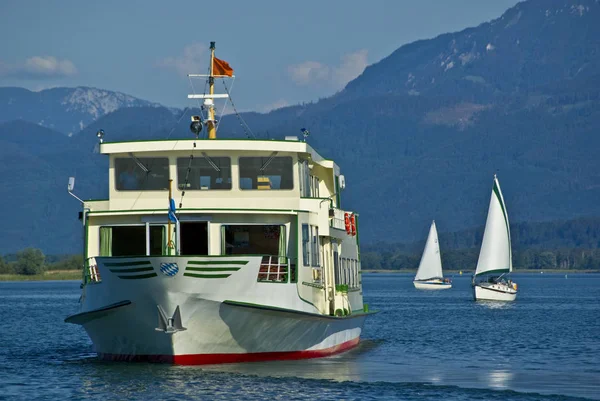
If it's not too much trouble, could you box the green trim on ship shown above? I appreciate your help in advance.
[118,273,157,279]
[104,260,152,267]
[109,266,154,273]
[183,273,231,279]
[186,267,241,272]
[187,260,248,265]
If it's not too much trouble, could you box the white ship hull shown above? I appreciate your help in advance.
[67,256,367,364]
[413,280,452,290]
[473,282,517,301]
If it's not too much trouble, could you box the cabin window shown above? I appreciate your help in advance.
[149,226,165,255]
[311,226,320,267]
[99,225,164,256]
[333,244,340,284]
[302,224,310,265]
[179,222,209,255]
[299,160,311,197]
[311,176,320,197]
[239,156,293,190]
[115,157,169,191]
[221,225,286,258]
[334,257,359,288]
[177,156,231,190]
[301,224,320,267]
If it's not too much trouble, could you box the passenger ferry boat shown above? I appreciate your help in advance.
[65,42,372,364]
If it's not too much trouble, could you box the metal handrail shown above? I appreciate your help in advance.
[330,207,355,230]
[83,257,102,284]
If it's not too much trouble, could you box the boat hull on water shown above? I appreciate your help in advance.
[66,256,366,364]
[413,279,452,290]
[473,282,517,302]
[65,42,370,364]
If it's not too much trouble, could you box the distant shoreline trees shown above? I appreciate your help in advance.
[362,217,600,271]
[361,247,600,271]
[0,249,82,275]
[2,217,600,274]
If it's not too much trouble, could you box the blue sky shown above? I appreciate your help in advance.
[0,0,519,112]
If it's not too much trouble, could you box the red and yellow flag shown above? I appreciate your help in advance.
[213,57,233,77]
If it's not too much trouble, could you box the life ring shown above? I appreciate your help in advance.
[350,214,357,236]
[344,213,351,234]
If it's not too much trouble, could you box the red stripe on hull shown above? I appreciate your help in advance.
[98,337,360,365]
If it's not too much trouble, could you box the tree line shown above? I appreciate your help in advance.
[361,217,600,271]
[2,217,600,274]
[0,248,82,275]
[361,247,600,271]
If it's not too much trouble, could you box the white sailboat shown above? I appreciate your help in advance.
[472,175,518,301]
[413,221,451,290]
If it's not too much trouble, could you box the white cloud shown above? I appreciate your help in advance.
[157,43,207,76]
[288,61,330,85]
[24,56,77,76]
[288,49,368,89]
[333,49,368,87]
[0,56,77,79]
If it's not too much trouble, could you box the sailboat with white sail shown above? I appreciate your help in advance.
[472,175,518,301]
[413,221,451,290]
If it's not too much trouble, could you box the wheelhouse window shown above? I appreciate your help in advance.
[99,225,164,256]
[177,156,231,190]
[115,157,169,191]
[239,156,293,190]
[221,225,286,257]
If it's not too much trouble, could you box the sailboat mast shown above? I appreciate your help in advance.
[208,41,217,140]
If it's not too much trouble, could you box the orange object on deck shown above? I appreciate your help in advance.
[344,213,351,234]
[350,214,357,236]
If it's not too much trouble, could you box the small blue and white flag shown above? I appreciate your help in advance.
[168,198,178,223]
[160,262,179,277]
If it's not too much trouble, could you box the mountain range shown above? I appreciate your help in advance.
[0,86,165,136]
[1,0,600,254]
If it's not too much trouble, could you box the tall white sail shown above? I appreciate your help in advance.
[475,176,512,276]
[415,221,443,280]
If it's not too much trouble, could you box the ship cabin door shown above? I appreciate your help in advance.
[179,222,209,255]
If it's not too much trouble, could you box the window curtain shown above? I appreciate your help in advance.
[278,225,287,264]
[221,225,227,255]
[100,227,112,256]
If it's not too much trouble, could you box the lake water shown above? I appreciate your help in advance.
[0,273,598,400]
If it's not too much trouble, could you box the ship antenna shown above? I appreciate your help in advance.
[188,41,233,139]
[301,128,310,141]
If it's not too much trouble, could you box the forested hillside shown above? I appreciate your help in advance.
[1,0,599,253]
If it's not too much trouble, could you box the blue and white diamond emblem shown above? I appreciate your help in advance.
[160,262,179,277]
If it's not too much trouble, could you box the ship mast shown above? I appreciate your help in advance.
[187,41,233,140]
[208,41,217,140]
